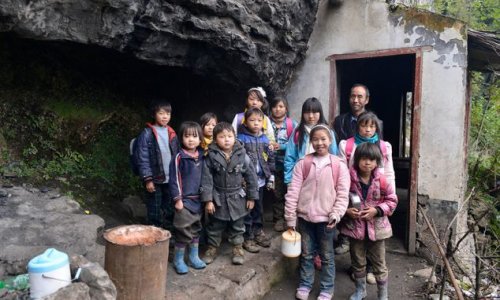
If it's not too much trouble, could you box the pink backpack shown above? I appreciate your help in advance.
[345,137,387,164]
[301,154,339,184]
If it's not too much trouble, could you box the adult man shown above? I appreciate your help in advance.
[332,83,378,285]
[333,83,370,142]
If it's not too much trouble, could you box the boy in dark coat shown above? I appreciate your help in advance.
[201,122,259,265]
[136,101,179,230]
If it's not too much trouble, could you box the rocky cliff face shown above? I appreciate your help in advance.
[0,0,320,93]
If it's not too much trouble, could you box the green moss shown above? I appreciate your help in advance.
[390,5,467,38]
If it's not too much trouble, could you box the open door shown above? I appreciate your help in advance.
[327,48,423,254]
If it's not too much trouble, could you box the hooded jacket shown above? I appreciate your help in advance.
[284,154,350,227]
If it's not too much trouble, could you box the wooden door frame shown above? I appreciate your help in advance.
[326,47,426,254]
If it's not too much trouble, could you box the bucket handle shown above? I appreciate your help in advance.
[42,268,81,282]
[287,228,299,246]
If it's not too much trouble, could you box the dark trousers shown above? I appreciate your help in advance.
[244,187,264,240]
[144,183,174,232]
[173,208,202,245]
[272,169,286,222]
[206,216,245,247]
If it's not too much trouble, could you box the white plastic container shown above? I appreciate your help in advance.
[281,230,301,258]
[28,248,71,299]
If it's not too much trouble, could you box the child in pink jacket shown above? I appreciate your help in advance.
[285,124,350,300]
[341,142,398,300]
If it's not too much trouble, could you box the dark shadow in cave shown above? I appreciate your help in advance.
[1,33,251,127]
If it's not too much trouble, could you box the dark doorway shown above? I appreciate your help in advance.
[328,50,422,253]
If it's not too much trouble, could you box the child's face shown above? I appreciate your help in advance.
[245,113,263,134]
[182,130,201,151]
[203,118,217,137]
[358,157,378,175]
[154,108,171,127]
[271,101,287,119]
[247,92,263,109]
[311,129,331,156]
[358,120,377,138]
[303,111,320,126]
[215,129,236,152]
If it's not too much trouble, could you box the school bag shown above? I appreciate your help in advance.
[344,137,387,163]
[129,125,176,176]
[301,154,339,183]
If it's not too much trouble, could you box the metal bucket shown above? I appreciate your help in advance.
[103,225,170,300]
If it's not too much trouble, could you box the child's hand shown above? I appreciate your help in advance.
[360,207,378,221]
[246,200,255,210]
[205,202,215,214]
[270,141,280,151]
[146,181,155,193]
[327,220,336,229]
[346,207,360,219]
[175,200,183,211]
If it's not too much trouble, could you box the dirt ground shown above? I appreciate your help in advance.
[263,238,430,299]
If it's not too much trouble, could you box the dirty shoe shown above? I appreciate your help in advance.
[295,287,310,300]
[232,245,245,265]
[366,272,376,285]
[334,240,350,254]
[243,239,260,253]
[202,245,218,265]
[254,232,271,247]
[273,219,286,232]
[349,277,367,300]
[317,291,333,300]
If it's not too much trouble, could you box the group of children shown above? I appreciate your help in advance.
[134,87,397,300]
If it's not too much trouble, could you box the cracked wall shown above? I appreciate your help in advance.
[285,0,469,256]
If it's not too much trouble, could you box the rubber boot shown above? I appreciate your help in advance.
[173,245,188,275]
[349,277,367,300]
[377,281,388,300]
[188,239,206,269]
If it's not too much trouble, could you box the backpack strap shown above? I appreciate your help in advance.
[379,175,388,196]
[285,117,294,138]
[302,154,314,180]
[345,137,355,163]
[329,155,339,185]
[166,125,177,142]
[294,129,300,145]
[174,153,183,197]
[379,140,387,157]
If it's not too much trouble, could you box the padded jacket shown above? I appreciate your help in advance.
[237,126,275,180]
[136,123,179,184]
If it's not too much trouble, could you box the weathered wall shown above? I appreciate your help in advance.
[286,0,470,255]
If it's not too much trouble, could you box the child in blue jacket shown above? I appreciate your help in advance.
[168,121,206,274]
[136,101,179,229]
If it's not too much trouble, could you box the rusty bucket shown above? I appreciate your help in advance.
[103,225,170,300]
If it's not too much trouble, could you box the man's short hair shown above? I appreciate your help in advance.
[351,83,370,98]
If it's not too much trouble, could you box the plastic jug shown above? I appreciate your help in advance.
[281,229,301,257]
[28,248,71,299]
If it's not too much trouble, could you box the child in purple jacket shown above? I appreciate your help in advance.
[341,142,398,300]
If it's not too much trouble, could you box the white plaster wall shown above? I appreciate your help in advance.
[286,0,467,203]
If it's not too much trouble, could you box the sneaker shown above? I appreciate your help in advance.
[202,245,217,264]
[232,245,245,265]
[295,287,310,300]
[366,272,376,285]
[317,291,333,300]
[273,219,286,232]
[243,239,260,253]
[334,242,349,254]
[254,232,271,248]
